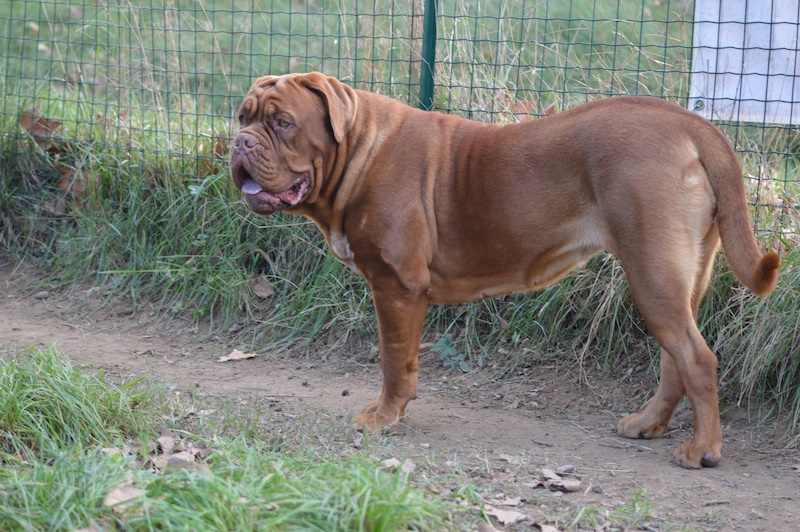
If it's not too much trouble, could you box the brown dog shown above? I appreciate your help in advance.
[229,72,779,468]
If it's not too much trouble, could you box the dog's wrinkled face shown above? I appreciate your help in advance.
[229,73,357,215]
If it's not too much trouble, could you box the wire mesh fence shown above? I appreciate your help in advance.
[0,0,797,245]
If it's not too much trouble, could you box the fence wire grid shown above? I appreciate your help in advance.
[0,0,797,246]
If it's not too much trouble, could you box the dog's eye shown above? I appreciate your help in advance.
[238,113,245,123]
[275,118,290,129]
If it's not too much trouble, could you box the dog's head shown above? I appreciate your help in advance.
[229,72,357,215]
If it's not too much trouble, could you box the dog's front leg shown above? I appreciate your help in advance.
[353,281,428,431]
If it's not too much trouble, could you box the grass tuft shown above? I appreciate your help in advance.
[132,443,445,531]
[0,449,130,531]
[0,346,160,459]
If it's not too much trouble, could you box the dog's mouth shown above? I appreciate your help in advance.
[234,167,310,211]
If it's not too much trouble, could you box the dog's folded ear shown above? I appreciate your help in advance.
[299,72,358,144]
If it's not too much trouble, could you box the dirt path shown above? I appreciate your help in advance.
[1,266,798,530]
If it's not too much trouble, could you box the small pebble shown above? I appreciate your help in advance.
[35,290,50,300]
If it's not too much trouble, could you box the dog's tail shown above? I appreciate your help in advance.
[696,122,779,297]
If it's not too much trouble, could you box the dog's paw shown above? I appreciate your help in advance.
[616,412,667,440]
[352,406,402,432]
[674,441,721,469]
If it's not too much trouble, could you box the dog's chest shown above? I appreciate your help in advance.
[329,231,363,275]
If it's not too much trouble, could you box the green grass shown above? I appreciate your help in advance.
[0,346,454,531]
[0,449,133,531]
[0,345,159,459]
[130,447,444,531]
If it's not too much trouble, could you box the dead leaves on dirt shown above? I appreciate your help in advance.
[150,427,214,470]
[466,454,587,530]
[89,427,215,532]
[95,427,215,521]
[105,427,215,474]
[373,450,572,529]
[381,448,585,530]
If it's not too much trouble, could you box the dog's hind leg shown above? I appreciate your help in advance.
[616,230,723,468]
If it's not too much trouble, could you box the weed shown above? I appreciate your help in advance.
[431,333,473,373]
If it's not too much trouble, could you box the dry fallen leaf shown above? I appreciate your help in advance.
[489,495,522,507]
[192,445,214,460]
[380,458,401,471]
[547,479,582,493]
[556,464,576,475]
[167,451,195,469]
[103,480,145,515]
[101,447,124,459]
[250,275,275,298]
[541,468,561,481]
[144,455,169,470]
[214,135,229,157]
[379,457,416,474]
[43,197,68,216]
[217,349,257,362]
[485,504,528,525]
[400,460,416,475]
[156,427,178,453]
[499,496,522,506]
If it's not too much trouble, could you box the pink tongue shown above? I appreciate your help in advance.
[242,178,263,195]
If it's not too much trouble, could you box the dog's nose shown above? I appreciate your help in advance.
[233,131,258,154]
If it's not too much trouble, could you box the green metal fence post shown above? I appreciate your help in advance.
[419,0,436,110]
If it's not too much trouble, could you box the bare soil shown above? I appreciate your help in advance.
[1,264,798,531]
